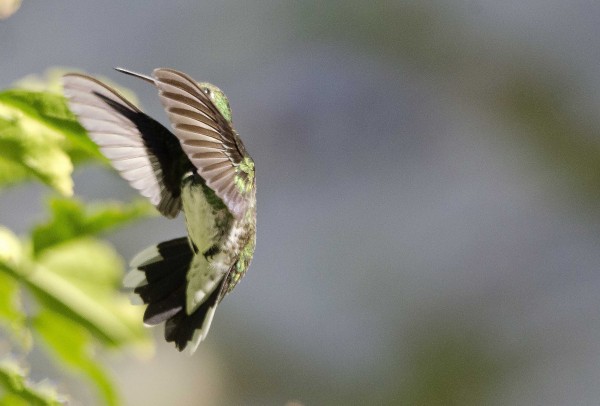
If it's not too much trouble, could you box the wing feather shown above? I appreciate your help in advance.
[63,73,189,218]
[152,68,252,219]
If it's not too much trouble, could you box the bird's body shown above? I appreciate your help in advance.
[180,172,255,314]
[62,68,256,352]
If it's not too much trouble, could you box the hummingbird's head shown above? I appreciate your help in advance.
[199,82,232,123]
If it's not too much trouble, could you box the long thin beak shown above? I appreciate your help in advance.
[114,67,156,85]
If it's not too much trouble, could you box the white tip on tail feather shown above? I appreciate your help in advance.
[128,292,144,306]
[124,243,163,308]
[188,304,217,355]
[123,239,224,353]
[129,245,161,268]
[123,268,148,289]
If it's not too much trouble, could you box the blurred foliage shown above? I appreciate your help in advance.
[0,356,64,405]
[496,72,600,199]
[0,87,102,193]
[0,73,153,405]
[31,198,152,255]
[390,317,515,406]
[296,0,600,205]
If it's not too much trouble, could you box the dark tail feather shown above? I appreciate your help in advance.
[165,280,223,351]
[124,237,222,352]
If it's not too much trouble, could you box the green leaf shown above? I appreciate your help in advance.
[0,225,150,349]
[0,89,103,164]
[14,68,141,108]
[28,238,150,349]
[12,68,74,95]
[32,310,117,406]
[0,74,155,404]
[0,227,150,404]
[0,156,30,190]
[32,197,155,255]
[0,226,31,347]
[0,86,111,194]
[0,272,30,350]
[0,393,30,406]
[0,226,23,271]
[0,117,73,195]
[0,357,65,406]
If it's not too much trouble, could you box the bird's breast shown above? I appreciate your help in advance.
[181,177,223,253]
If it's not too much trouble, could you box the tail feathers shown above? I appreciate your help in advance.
[143,285,185,326]
[165,283,222,353]
[124,237,223,352]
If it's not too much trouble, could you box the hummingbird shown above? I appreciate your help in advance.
[62,68,256,353]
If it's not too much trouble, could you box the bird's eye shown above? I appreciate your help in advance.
[202,88,211,96]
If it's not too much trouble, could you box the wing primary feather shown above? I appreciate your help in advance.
[151,68,253,219]
[63,73,192,218]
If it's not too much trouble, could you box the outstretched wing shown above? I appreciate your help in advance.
[63,73,189,218]
[152,68,252,219]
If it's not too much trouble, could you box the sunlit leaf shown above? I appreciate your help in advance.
[0,89,103,164]
[33,310,118,406]
[15,68,141,106]
[0,273,29,350]
[13,68,75,95]
[0,393,30,406]
[28,238,149,349]
[32,197,155,255]
[0,72,153,404]
[0,226,22,269]
[0,227,30,349]
[0,117,73,196]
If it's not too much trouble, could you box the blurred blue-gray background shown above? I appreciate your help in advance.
[2,1,600,405]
